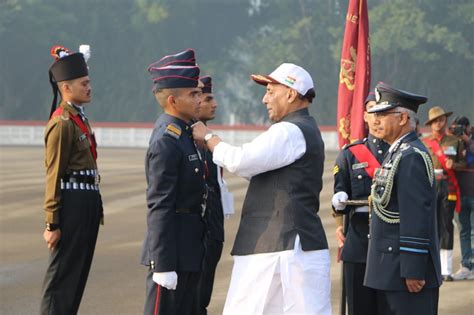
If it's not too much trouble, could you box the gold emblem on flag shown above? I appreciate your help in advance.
[339,46,357,91]
[339,117,351,142]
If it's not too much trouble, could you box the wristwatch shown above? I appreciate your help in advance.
[46,223,59,231]
[204,133,216,144]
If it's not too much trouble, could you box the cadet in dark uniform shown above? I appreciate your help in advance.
[141,50,207,315]
[365,83,442,315]
[194,76,234,314]
[41,45,103,315]
[332,93,389,315]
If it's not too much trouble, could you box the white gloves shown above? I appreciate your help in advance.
[332,191,349,211]
[152,271,178,290]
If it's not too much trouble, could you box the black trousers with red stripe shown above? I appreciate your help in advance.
[144,271,201,315]
[40,190,102,315]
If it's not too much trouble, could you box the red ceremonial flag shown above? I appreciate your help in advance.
[336,0,371,148]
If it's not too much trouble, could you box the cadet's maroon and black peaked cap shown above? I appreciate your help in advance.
[148,49,200,92]
[200,76,212,94]
[147,48,196,71]
[368,82,427,114]
[149,65,200,92]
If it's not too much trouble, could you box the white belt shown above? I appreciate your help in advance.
[354,206,369,213]
[61,182,100,191]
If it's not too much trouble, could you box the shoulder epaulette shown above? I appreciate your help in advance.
[399,142,412,152]
[165,123,182,139]
[59,110,70,121]
[49,107,70,124]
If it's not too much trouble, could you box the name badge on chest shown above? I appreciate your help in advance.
[443,146,456,156]
[78,133,87,141]
[188,154,198,162]
[352,162,368,170]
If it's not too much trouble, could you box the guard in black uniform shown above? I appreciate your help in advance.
[141,50,207,315]
[332,93,389,315]
[365,83,442,315]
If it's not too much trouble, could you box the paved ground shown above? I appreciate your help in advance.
[0,146,472,315]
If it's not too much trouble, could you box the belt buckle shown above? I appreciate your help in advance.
[94,174,101,185]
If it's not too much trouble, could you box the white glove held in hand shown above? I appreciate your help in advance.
[152,271,178,290]
[332,191,349,211]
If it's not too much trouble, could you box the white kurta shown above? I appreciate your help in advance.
[213,121,331,315]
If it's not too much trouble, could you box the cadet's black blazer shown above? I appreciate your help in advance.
[141,113,206,272]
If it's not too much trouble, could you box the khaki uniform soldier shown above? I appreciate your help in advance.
[423,106,466,280]
[40,45,103,315]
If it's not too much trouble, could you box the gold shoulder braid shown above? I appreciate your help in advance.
[370,147,434,224]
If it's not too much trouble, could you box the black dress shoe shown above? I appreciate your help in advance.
[443,275,454,281]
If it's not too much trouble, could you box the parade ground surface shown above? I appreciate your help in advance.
[1,146,472,315]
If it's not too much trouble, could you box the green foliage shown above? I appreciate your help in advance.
[369,0,472,61]
[0,0,472,124]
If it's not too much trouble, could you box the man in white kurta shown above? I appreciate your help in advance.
[193,63,331,315]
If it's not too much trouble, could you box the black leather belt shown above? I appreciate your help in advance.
[63,173,100,185]
[176,207,202,214]
[63,174,94,185]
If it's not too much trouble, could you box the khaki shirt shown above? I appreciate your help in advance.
[44,102,97,224]
[423,133,466,170]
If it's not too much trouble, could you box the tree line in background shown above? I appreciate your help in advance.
[0,0,472,125]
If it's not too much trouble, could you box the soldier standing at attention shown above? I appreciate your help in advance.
[194,75,234,314]
[141,50,207,315]
[41,45,103,315]
[332,92,389,315]
[422,106,466,281]
[365,83,442,315]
